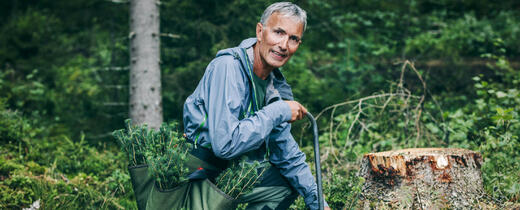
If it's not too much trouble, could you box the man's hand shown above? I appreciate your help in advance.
[285,100,307,123]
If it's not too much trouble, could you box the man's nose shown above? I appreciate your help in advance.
[278,36,289,52]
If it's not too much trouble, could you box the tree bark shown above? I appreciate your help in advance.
[359,148,484,209]
[129,0,162,129]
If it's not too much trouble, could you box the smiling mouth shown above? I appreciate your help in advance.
[270,50,287,60]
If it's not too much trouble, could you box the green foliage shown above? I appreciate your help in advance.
[0,102,134,209]
[0,175,36,208]
[312,54,520,206]
[113,120,151,166]
[468,64,519,201]
[105,169,132,197]
[144,122,190,191]
[0,156,23,177]
[323,170,364,209]
[0,97,40,147]
[215,160,266,199]
[114,121,190,190]
[0,1,129,142]
[52,134,113,176]
[0,172,130,209]
[290,169,365,210]
[0,144,134,209]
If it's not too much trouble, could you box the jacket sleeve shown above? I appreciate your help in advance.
[268,122,328,210]
[203,56,292,159]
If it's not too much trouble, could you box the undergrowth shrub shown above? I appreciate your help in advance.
[323,169,364,209]
[0,147,134,209]
[0,156,23,178]
[0,101,134,209]
[469,71,519,201]
[437,50,520,202]
[1,173,129,209]
[53,134,113,176]
[289,168,364,210]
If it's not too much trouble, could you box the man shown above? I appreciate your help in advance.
[183,2,329,209]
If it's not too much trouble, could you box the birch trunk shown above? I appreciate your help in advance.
[359,148,484,209]
[129,0,162,129]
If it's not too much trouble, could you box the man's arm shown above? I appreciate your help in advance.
[202,56,293,159]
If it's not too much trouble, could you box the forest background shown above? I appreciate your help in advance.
[0,0,519,209]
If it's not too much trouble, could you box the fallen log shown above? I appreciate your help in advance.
[359,148,484,209]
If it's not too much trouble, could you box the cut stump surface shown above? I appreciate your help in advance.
[359,148,484,209]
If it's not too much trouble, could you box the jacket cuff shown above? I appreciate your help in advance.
[304,193,318,210]
[304,191,329,210]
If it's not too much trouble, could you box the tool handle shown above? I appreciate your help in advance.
[306,112,324,210]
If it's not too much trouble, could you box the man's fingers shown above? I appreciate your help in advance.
[300,105,307,119]
[284,100,309,122]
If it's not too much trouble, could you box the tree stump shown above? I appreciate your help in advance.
[359,148,484,209]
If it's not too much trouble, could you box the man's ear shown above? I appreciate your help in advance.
[256,22,263,42]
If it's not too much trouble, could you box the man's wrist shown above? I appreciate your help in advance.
[263,100,292,124]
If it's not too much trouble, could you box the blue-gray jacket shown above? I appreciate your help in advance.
[183,38,321,209]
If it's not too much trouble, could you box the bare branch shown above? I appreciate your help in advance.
[315,93,421,120]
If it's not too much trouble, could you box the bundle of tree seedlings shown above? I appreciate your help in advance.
[113,120,190,190]
[114,120,267,195]
[112,119,151,166]
[144,122,190,191]
[215,160,267,199]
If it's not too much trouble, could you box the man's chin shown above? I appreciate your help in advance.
[267,59,287,69]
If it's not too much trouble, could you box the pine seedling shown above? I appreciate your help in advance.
[215,160,267,199]
[112,119,150,166]
[145,122,190,190]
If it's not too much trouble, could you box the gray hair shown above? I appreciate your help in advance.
[260,2,307,32]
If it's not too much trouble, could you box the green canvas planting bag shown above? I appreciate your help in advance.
[128,164,154,210]
[145,151,236,209]
[146,179,236,210]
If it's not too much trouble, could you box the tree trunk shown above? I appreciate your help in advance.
[359,148,484,209]
[129,0,162,129]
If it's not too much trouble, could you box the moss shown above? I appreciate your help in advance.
[26,161,45,175]
[0,156,23,177]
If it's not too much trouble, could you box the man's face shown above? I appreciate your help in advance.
[256,12,304,70]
